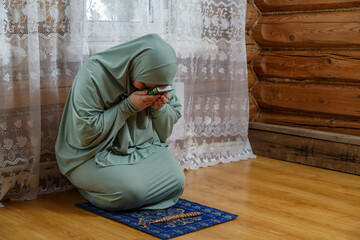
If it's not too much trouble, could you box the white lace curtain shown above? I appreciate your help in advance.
[0,0,254,203]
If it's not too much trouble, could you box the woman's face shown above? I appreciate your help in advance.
[133,80,163,90]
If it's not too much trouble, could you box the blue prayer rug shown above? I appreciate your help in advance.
[76,198,238,239]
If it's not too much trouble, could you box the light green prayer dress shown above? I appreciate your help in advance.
[55,34,185,211]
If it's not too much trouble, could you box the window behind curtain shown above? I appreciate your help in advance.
[84,0,161,54]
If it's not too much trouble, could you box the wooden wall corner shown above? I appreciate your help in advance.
[246,1,261,32]
[249,122,360,175]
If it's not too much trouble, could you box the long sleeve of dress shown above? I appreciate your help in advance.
[55,93,140,175]
[151,93,182,142]
[73,97,139,148]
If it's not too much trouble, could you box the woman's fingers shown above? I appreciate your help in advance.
[130,91,157,110]
[150,94,168,110]
[161,95,167,104]
[130,90,169,110]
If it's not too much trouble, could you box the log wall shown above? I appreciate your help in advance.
[249,0,360,136]
[246,0,261,121]
[247,0,360,174]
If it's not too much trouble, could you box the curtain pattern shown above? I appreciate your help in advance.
[0,0,79,202]
[0,0,254,203]
[164,0,254,169]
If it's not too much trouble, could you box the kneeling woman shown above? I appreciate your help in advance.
[55,34,185,211]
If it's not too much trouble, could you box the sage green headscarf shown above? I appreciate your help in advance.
[55,34,181,175]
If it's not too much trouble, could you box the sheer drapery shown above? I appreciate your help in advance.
[0,0,79,202]
[164,0,255,169]
[0,0,254,203]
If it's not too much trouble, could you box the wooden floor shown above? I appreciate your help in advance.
[0,156,359,240]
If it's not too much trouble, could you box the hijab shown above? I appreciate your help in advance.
[93,33,177,90]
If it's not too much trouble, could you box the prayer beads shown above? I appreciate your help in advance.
[151,212,201,224]
[138,212,201,229]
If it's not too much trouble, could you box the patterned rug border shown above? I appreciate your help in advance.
[76,198,238,239]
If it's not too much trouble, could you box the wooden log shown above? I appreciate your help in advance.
[252,81,360,118]
[250,122,360,146]
[0,80,71,110]
[246,34,260,63]
[253,50,360,83]
[252,11,360,48]
[188,81,238,96]
[256,111,360,137]
[255,0,360,12]
[41,87,71,108]
[249,123,360,175]
[248,66,256,88]
[246,2,260,32]
[249,95,258,120]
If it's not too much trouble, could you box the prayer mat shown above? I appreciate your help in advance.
[76,198,238,239]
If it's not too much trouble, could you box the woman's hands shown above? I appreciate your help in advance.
[129,90,168,110]
[151,93,168,110]
[129,90,158,110]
